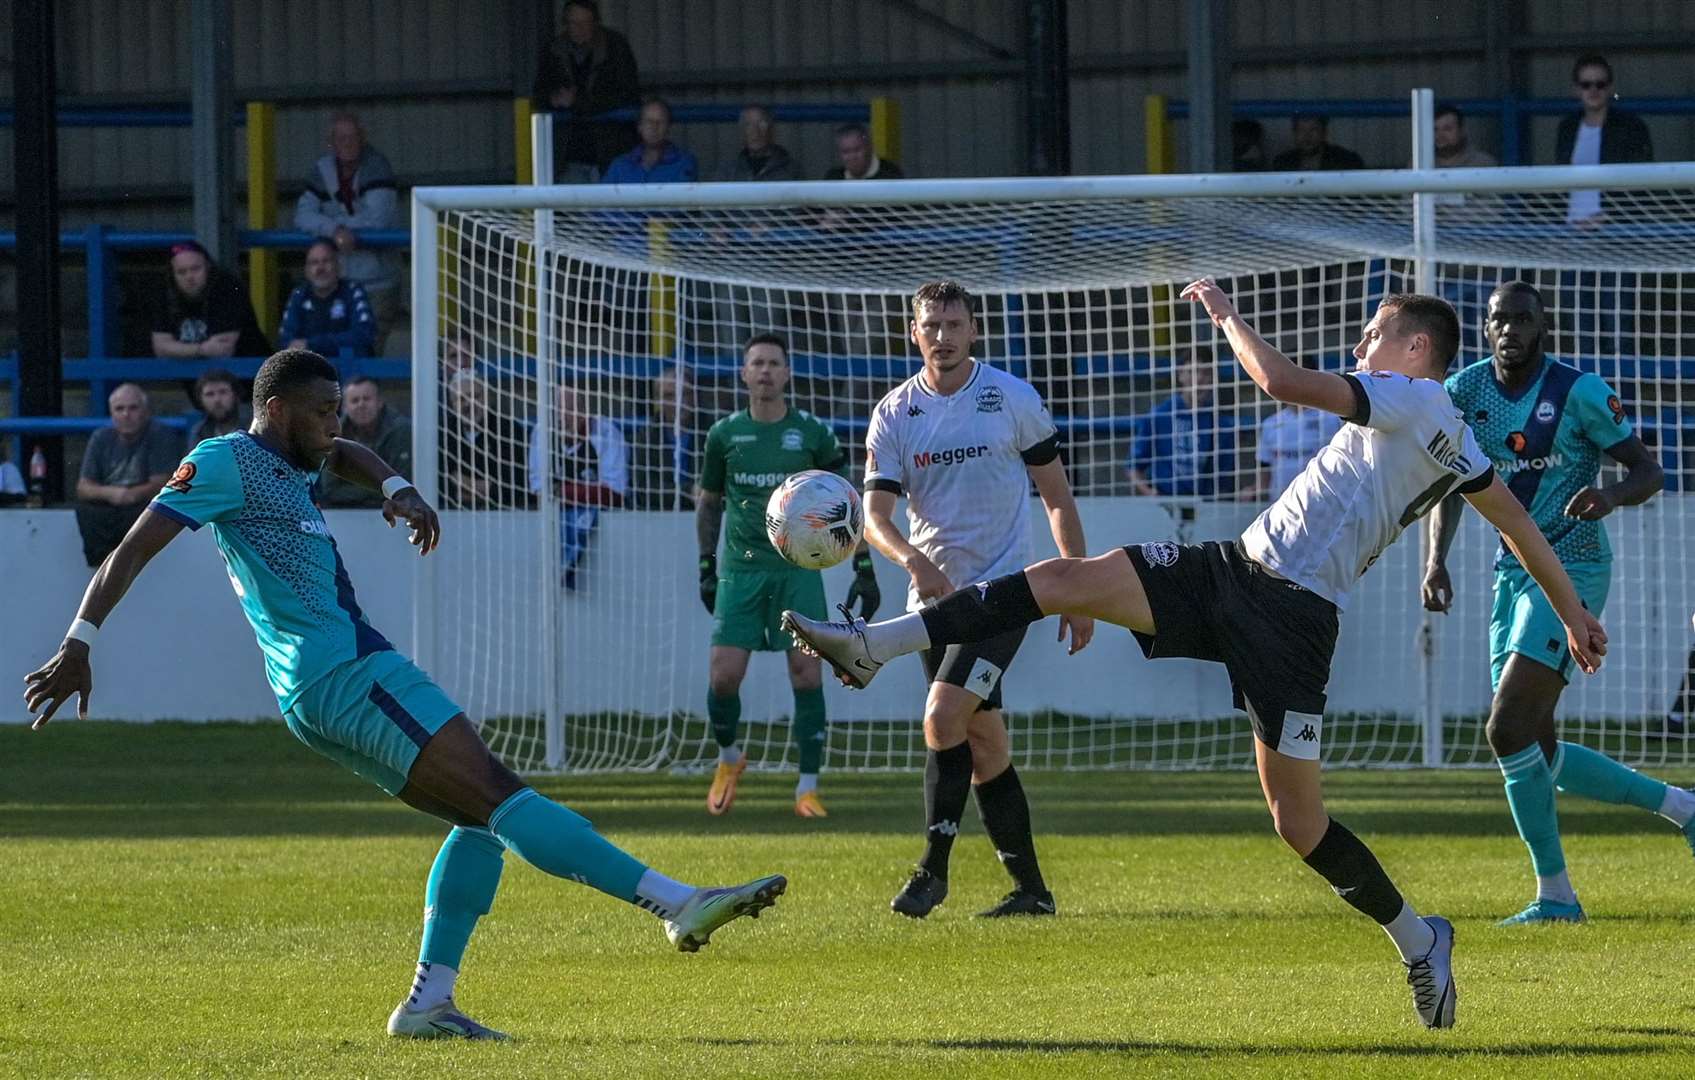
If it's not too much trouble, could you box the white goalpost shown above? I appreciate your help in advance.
[410,153,1695,776]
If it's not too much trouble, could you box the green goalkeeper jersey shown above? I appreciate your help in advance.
[700,406,845,572]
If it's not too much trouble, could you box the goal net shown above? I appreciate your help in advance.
[410,164,1695,775]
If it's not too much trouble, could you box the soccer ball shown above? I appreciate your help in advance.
[765,470,864,570]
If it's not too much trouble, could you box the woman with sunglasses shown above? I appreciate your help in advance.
[1555,54,1654,224]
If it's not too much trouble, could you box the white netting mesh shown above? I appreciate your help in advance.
[418,172,1695,774]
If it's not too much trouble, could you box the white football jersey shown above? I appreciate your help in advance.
[1241,372,1492,611]
[1257,405,1343,499]
[864,360,1059,612]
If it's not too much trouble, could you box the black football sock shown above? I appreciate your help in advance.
[919,572,1044,646]
[1671,647,1695,718]
[973,765,1047,894]
[1301,817,1405,924]
[919,742,974,880]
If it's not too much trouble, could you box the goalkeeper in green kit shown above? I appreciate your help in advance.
[696,333,880,817]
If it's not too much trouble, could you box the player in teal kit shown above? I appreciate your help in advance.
[1424,283,1694,924]
[24,349,785,1041]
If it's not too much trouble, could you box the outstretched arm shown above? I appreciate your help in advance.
[323,437,440,555]
[1028,456,1093,654]
[1420,491,1466,612]
[1463,475,1607,673]
[23,509,185,728]
[1182,278,1358,417]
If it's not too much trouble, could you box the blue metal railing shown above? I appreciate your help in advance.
[0,227,407,368]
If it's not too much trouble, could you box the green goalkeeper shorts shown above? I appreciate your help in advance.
[712,568,827,653]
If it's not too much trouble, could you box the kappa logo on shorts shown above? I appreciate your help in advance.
[1141,542,1179,567]
[166,461,196,493]
[1294,723,1318,742]
[1547,637,1562,654]
[974,668,995,689]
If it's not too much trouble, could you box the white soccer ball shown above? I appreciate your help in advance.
[765,470,864,570]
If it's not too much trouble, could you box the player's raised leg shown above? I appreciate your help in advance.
[1254,740,1455,1029]
[706,645,752,815]
[784,549,1151,682]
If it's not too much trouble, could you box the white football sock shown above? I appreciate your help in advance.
[718,744,744,766]
[635,869,695,920]
[1657,785,1695,827]
[1382,902,1437,963]
[795,773,818,797]
[1537,870,1578,906]
[865,611,930,661]
[407,962,457,1011]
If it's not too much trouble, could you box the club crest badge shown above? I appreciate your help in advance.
[1141,542,1179,567]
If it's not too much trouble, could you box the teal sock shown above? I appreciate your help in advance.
[487,788,645,903]
[793,686,827,775]
[419,826,505,969]
[1499,745,1566,876]
[1553,740,1669,812]
[708,691,742,750]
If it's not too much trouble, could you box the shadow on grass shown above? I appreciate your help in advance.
[681,1034,1680,1058]
[4,722,1691,843]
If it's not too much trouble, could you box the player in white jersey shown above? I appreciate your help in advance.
[786,279,1609,1030]
[859,280,1092,919]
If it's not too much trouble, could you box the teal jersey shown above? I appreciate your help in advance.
[148,432,392,708]
[1445,358,1633,568]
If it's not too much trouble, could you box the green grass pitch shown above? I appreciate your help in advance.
[2,722,1693,1078]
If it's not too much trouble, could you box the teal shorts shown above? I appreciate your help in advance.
[282,651,464,795]
[1489,561,1610,690]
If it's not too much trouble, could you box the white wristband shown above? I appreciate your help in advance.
[65,618,99,647]
[381,476,414,500]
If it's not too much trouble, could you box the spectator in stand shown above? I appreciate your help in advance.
[149,240,271,362]
[440,330,478,384]
[528,383,629,588]
[630,364,698,509]
[824,123,904,180]
[1271,114,1365,171]
[316,377,412,509]
[187,369,251,448]
[279,239,379,358]
[0,445,25,504]
[601,97,698,184]
[439,370,529,510]
[75,383,183,566]
[534,0,641,182]
[293,112,402,330]
[1251,401,1342,501]
[1232,119,1266,172]
[1433,104,1497,168]
[1125,356,1237,499]
[1558,53,1653,225]
[721,105,798,182]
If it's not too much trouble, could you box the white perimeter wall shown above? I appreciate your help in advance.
[4,497,1692,726]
